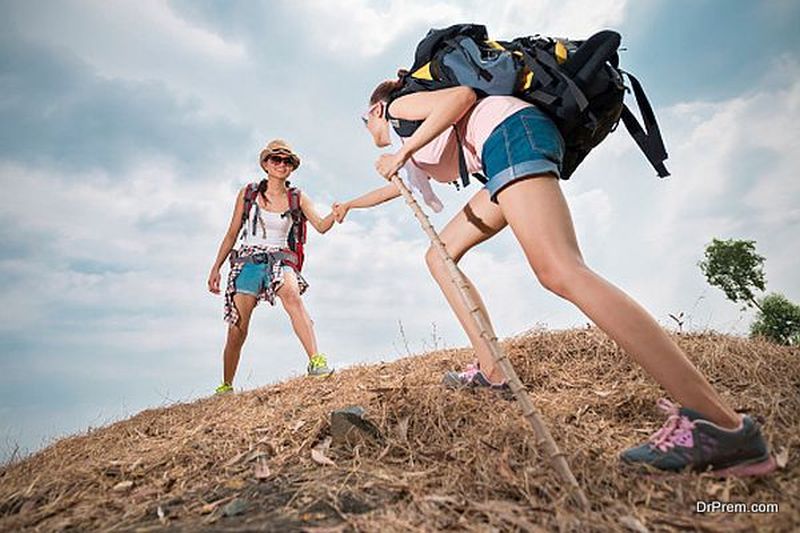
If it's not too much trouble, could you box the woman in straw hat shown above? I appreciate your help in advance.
[208,140,336,393]
[332,81,776,477]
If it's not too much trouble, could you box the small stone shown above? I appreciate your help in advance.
[330,406,382,446]
[156,505,167,525]
[112,480,134,493]
[222,498,248,517]
[620,515,649,533]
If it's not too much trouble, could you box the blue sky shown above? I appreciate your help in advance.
[1,0,799,461]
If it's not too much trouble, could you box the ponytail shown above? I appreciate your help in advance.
[369,69,408,105]
[257,178,267,202]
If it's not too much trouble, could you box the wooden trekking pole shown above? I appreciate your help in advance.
[389,174,590,511]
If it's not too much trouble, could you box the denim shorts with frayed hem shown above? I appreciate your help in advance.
[234,262,293,296]
[482,106,565,203]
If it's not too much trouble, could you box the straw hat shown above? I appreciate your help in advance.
[259,139,301,171]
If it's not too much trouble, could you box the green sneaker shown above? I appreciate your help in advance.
[215,382,233,395]
[307,353,333,377]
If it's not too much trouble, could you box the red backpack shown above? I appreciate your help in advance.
[240,182,307,271]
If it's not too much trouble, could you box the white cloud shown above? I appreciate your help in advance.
[290,0,630,59]
[14,0,246,68]
[569,187,614,240]
[288,0,462,58]
[5,0,249,119]
[597,58,800,322]
[479,0,629,40]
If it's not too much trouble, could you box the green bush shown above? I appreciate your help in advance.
[750,293,800,346]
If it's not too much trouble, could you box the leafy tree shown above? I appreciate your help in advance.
[751,293,800,346]
[698,238,766,310]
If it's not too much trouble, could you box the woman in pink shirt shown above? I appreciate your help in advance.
[333,76,776,476]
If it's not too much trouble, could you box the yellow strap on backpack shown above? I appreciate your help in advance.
[555,40,568,64]
[411,62,433,81]
[522,70,534,90]
[487,40,523,57]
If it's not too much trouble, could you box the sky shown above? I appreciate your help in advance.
[1,0,799,461]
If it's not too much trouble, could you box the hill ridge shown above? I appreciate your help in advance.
[1,328,798,531]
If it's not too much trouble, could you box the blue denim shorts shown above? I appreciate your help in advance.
[481,106,565,202]
[234,262,292,296]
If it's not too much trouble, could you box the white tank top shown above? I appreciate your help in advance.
[240,206,292,249]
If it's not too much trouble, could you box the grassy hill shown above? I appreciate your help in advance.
[1,328,797,531]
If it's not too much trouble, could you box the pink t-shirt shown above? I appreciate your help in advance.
[407,96,533,183]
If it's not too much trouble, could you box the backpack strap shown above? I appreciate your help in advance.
[562,30,621,84]
[286,187,307,244]
[388,92,485,188]
[385,94,424,138]
[520,45,589,124]
[619,71,670,177]
[241,182,260,236]
[281,187,306,271]
[452,125,487,187]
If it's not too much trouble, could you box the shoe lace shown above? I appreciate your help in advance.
[310,354,327,369]
[458,363,480,382]
[649,399,696,452]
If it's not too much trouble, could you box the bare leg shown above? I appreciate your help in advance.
[277,269,318,358]
[425,189,508,383]
[223,292,258,385]
[496,177,740,429]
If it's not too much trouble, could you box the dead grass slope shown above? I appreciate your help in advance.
[1,328,798,532]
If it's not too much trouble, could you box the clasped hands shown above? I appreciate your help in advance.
[330,151,407,223]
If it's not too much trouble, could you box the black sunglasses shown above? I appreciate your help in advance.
[266,155,295,166]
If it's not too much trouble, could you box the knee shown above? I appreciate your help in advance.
[535,260,591,300]
[425,245,460,276]
[228,323,249,342]
[280,290,303,312]
[425,246,440,274]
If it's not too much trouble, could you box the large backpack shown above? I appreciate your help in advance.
[386,24,669,186]
[241,183,307,271]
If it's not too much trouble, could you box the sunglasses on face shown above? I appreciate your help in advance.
[361,102,382,126]
[266,155,295,166]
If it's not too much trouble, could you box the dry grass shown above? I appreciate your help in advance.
[1,328,798,532]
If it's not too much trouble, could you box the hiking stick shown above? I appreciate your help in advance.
[389,174,590,511]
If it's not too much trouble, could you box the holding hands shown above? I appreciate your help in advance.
[332,201,350,223]
[330,151,408,225]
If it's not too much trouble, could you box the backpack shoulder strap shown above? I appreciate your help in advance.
[386,90,425,138]
[287,187,303,216]
[241,181,260,233]
[285,187,307,249]
[243,182,259,203]
[619,71,670,177]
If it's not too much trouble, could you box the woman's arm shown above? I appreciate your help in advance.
[299,192,335,234]
[333,183,401,222]
[376,86,477,179]
[208,187,246,294]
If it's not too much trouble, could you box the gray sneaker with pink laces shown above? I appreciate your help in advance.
[442,363,510,392]
[620,399,777,477]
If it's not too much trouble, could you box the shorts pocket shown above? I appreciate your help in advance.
[520,113,564,163]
